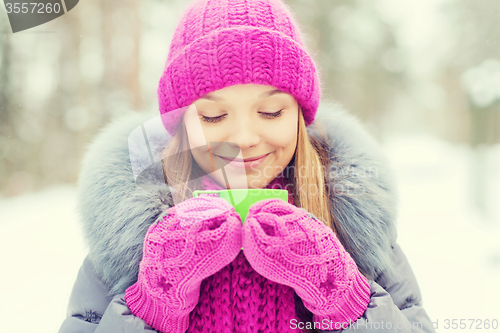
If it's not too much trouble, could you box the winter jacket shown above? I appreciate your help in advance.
[58,103,436,333]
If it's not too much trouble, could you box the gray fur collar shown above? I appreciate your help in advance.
[76,102,401,297]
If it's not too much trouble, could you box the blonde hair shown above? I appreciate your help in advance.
[292,107,334,231]
[160,121,199,204]
[294,110,370,279]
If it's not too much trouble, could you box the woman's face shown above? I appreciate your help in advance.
[183,83,299,189]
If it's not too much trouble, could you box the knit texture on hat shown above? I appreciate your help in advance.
[158,0,321,135]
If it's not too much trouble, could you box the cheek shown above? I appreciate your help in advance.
[185,124,206,148]
[184,118,219,172]
[274,109,298,150]
[272,124,297,152]
[185,120,220,149]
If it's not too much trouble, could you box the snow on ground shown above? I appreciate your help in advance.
[383,134,500,331]
[0,185,87,333]
[0,135,499,332]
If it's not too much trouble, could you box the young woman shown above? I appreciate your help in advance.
[59,0,436,332]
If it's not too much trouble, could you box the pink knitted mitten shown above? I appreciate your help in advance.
[125,196,242,333]
[242,199,371,331]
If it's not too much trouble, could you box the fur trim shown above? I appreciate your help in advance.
[76,103,401,297]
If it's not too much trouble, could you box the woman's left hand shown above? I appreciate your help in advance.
[242,199,371,330]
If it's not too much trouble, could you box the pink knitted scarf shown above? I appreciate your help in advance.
[186,173,307,332]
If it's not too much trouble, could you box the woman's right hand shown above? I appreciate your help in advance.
[124,196,242,333]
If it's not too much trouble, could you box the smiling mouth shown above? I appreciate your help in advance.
[216,153,270,162]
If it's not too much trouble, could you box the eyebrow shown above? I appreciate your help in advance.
[200,88,285,101]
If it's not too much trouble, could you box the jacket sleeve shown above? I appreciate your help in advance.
[58,256,159,333]
[320,243,436,333]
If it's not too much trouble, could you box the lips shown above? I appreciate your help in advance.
[217,153,270,162]
[215,153,270,170]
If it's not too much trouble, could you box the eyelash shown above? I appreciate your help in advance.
[200,110,284,123]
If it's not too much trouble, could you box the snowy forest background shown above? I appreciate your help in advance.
[0,0,499,332]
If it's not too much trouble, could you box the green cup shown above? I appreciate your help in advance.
[192,188,288,223]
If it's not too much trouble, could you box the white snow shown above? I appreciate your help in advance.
[0,136,499,332]
[0,185,88,333]
[384,134,500,331]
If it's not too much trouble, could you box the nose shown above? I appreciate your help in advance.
[226,118,261,150]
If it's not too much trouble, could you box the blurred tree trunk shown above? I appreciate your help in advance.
[288,0,407,141]
[101,0,142,115]
[0,0,146,197]
[469,101,499,215]
[442,0,500,215]
[0,19,14,191]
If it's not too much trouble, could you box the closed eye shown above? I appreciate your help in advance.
[200,109,284,123]
[200,114,227,123]
[260,109,284,119]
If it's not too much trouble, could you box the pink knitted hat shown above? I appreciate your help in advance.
[158,0,322,135]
